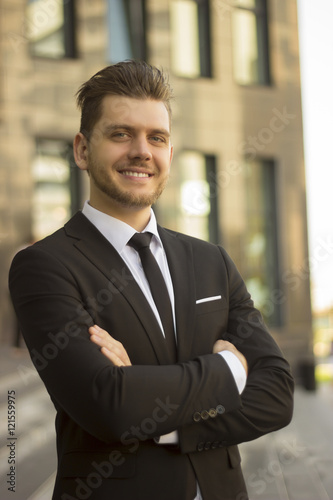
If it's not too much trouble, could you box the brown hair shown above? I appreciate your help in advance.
[76,60,173,139]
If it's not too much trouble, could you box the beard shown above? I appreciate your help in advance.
[87,153,169,209]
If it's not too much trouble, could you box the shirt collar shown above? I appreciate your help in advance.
[81,201,161,254]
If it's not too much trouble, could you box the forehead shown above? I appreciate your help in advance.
[98,95,170,131]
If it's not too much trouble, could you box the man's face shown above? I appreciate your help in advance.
[84,95,173,211]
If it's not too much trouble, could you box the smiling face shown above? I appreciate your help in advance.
[74,95,173,225]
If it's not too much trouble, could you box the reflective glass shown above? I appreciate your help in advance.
[232,9,259,84]
[26,0,65,58]
[233,160,281,326]
[32,140,71,240]
[170,1,200,78]
[236,0,257,7]
[107,0,133,62]
[179,152,211,241]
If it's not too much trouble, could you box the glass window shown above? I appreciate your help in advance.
[31,139,79,240]
[237,0,256,7]
[179,152,219,242]
[232,159,281,326]
[26,0,76,59]
[170,0,212,78]
[107,0,147,62]
[232,0,270,85]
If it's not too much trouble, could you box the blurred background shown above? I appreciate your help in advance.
[0,1,332,499]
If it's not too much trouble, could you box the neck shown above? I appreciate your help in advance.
[89,196,152,232]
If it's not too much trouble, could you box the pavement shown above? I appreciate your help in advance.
[0,346,332,500]
[239,384,333,500]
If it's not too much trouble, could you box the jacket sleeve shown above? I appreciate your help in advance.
[8,244,242,445]
[179,246,294,454]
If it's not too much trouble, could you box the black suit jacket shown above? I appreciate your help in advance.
[9,212,294,500]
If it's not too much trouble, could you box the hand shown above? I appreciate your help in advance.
[89,325,132,367]
[213,339,248,375]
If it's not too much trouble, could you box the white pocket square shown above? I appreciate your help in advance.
[196,295,222,304]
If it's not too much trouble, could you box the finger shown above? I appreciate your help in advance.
[91,336,131,366]
[89,325,107,337]
[90,330,132,366]
[90,334,124,358]
[89,326,116,348]
[89,326,122,349]
[90,334,108,349]
[101,347,132,367]
[213,339,231,353]
[100,347,126,367]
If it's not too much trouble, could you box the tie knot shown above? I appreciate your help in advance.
[128,232,153,252]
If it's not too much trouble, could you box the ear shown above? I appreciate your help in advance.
[169,145,174,165]
[73,132,89,171]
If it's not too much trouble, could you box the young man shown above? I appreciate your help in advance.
[9,61,293,500]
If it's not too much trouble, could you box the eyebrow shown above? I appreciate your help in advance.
[103,123,171,138]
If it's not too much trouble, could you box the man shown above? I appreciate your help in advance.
[9,60,293,500]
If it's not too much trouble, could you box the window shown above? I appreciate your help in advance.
[107,0,147,62]
[232,159,281,326]
[26,0,76,58]
[232,0,270,85]
[31,139,80,240]
[170,0,212,78]
[179,152,219,242]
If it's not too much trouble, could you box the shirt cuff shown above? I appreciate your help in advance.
[218,350,247,394]
[154,430,179,445]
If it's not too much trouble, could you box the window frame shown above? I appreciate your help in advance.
[243,157,282,327]
[107,0,147,63]
[177,150,219,243]
[170,0,212,79]
[31,138,81,240]
[27,0,77,60]
[232,0,271,86]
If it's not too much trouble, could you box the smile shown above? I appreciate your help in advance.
[121,171,151,178]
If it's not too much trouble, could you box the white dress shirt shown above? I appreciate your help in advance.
[82,201,247,500]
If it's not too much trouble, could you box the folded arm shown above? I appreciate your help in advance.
[178,247,294,453]
[9,243,293,452]
[8,246,242,445]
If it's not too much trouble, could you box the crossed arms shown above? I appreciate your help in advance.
[9,242,294,453]
[89,323,248,372]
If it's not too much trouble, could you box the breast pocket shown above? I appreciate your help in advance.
[195,295,227,315]
[192,296,228,354]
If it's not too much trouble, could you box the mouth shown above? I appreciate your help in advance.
[120,170,152,178]
[118,167,154,180]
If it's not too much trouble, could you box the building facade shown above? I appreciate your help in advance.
[0,0,313,383]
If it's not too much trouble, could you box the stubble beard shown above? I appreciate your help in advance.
[87,154,169,209]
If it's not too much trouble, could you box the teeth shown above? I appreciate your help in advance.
[122,171,149,178]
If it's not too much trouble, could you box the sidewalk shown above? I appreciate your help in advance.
[240,383,333,500]
[1,347,333,500]
[0,347,57,500]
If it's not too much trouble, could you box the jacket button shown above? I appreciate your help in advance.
[216,404,225,414]
[197,442,204,452]
[209,408,217,418]
[193,412,201,422]
[201,410,209,420]
[204,442,211,450]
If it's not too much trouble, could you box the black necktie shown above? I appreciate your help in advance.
[128,232,177,363]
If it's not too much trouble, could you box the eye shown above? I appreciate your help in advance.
[111,132,129,140]
[150,136,165,143]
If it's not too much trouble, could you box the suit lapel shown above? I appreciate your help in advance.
[158,226,196,362]
[64,212,171,365]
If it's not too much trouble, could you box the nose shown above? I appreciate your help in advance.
[127,136,152,162]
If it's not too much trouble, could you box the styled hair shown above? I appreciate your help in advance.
[76,60,173,138]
